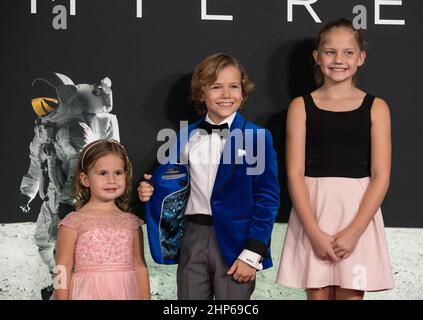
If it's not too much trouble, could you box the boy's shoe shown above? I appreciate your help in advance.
[41,285,54,300]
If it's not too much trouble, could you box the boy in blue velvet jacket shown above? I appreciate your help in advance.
[139,53,280,300]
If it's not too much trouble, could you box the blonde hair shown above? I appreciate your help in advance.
[190,53,255,115]
[74,139,133,211]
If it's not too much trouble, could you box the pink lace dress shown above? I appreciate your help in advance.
[58,211,143,300]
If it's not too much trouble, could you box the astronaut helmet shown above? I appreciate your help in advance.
[31,73,113,124]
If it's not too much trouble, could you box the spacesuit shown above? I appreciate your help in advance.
[19,118,91,272]
[18,73,120,281]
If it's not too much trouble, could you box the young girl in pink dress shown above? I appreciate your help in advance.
[53,139,150,300]
[276,19,394,299]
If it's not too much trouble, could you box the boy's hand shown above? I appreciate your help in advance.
[138,174,154,202]
[227,259,256,283]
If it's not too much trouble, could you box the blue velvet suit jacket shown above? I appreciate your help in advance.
[146,112,280,270]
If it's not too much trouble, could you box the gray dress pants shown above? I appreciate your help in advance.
[177,222,255,300]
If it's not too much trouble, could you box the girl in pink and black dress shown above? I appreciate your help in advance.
[276,19,394,300]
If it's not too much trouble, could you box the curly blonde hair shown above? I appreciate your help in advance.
[74,139,133,212]
[190,53,255,115]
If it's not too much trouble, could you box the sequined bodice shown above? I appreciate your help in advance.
[59,212,142,271]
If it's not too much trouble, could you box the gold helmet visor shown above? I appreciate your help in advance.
[31,97,59,117]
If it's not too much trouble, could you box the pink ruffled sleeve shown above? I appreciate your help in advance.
[58,211,80,234]
[129,213,143,231]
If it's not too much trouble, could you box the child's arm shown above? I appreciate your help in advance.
[228,124,282,282]
[138,174,154,202]
[53,226,77,300]
[133,226,151,300]
[286,97,339,262]
[332,98,391,259]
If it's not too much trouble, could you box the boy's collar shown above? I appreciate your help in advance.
[205,111,237,128]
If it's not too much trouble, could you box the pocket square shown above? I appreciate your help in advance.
[237,148,247,157]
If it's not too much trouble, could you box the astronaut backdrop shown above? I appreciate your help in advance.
[1,1,422,230]
[16,72,120,275]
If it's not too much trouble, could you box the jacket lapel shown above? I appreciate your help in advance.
[212,112,246,195]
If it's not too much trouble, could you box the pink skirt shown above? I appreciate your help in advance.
[69,266,141,300]
[276,177,394,291]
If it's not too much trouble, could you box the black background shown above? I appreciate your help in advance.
[1,0,421,227]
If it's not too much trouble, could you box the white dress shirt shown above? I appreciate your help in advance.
[182,112,263,270]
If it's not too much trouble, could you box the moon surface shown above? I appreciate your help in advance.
[1,222,421,299]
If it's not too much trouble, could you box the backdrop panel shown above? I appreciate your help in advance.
[1,0,421,227]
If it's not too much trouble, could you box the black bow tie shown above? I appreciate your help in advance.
[198,120,229,135]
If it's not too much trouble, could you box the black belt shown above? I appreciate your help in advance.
[186,214,213,226]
